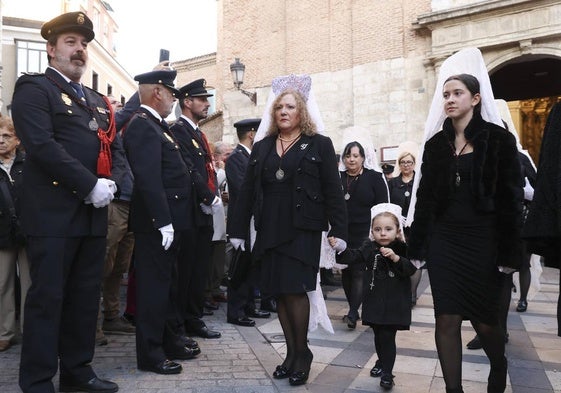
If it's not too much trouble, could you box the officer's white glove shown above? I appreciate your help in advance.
[523,178,534,201]
[331,237,347,253]
[158,223,174,250]
[200,203,212,215]
[85,179,115,208]
[102,178,117,195]
[210,196,222,214]
[230,238,245,251]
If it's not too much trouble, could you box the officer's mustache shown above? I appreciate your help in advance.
[70,53,86,62]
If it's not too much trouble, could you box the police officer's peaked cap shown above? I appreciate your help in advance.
[178,79,214,99]
[41,12,95,42]
[381,163,395,174]
[134,70,180,96]
[233,118,261,133]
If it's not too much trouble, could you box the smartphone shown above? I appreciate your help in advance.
[159,49,170,63]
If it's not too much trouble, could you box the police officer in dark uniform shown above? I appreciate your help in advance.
[11,11,125,393]
[170,79,221,339]
[225,119,272,326]
[123,69,200,375]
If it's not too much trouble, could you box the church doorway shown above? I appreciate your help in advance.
[490,56,561,164]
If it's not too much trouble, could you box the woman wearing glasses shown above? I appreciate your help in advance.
[388,150,420,305]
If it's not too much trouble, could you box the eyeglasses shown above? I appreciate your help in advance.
[399,160,414,166]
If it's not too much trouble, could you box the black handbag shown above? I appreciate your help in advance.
[228,247,252,290]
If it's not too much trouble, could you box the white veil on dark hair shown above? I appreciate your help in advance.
[406,47,502,226]
[338,126,382,172]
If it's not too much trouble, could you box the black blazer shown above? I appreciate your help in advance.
[408,114,524,269]
[170,117,216,227]
[123,109,194,233]
[11,68,126,237]
[229,133,347,241]
[225,143,250,235]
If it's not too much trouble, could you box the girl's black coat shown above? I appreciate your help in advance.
[408,114,524,269]
[336,240,416,327]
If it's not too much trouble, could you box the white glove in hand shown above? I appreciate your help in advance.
[200,203,212,215]
[523,178,534,201]
[230,238,245,251]
[498,266,516,274]
[331,237,347,253]
[102,178,117,194]
[85,179,115,208]
[158,223,174,250]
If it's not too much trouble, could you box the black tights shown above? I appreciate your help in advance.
[277,293,313,372]
[341,265,363,320]
[435,314,506,392]
[373,326,397,376]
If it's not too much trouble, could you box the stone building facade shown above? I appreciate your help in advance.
[182,0,561,164]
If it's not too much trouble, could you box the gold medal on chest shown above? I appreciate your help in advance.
[192,139,200,148]
[61,93,72,106]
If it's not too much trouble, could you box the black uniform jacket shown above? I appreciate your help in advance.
[337,240,416,327]
[228,133,347,241]
[408,113,524,269]
[123,109,194,233]
[225,143,250,236]
[11,68,126,237]
[170,117,216,227]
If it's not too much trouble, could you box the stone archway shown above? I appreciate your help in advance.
[489,53,561,164]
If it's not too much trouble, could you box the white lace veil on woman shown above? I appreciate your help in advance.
[406,47,503,227]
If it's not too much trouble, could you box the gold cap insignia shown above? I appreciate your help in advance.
[77,13,85,25]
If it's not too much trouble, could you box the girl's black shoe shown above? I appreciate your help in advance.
[380,374,394,390]
[370,359,383,377]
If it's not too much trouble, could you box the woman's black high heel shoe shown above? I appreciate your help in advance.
[288,370,309,386]
[288,350,313,386]
[272,365,291,379]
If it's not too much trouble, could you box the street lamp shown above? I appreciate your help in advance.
[230,58,256,105]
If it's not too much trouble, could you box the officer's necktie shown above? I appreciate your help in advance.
[69,81,86,101]
[161,119,169,131]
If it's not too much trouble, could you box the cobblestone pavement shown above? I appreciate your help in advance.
[1,267,559,392]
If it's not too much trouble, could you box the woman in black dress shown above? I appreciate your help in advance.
[339,141,389,328]
[229,79,347,386]
[408,73,523,393]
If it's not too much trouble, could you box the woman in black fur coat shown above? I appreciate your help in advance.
[408,74,523,393]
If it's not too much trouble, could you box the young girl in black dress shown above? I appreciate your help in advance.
[330,203,417,390]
